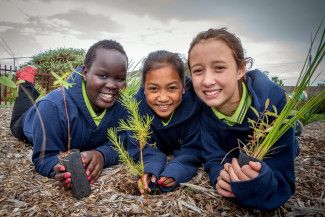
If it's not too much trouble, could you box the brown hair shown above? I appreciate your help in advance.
[187,28,253,70]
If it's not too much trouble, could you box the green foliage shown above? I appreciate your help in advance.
[262,71,285,87]
[244,23,325,160]
[271,76,284,87]
[25,48,85,75]
[34,82,47,101]
[51,71,75,89]
[107,76,153,184]
[0,74,16,89]
[107,128,143,177]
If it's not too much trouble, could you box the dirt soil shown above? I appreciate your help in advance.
[0,108,324,216]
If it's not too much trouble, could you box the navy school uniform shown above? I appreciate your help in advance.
[24,71,126,177]
[129,79,204,191]
[202,69,298,210]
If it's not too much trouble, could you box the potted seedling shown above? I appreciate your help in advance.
[107,75,156,195]
[236,24,325,166]
[51,70,91,200]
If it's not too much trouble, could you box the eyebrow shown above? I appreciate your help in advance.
[146,81,180,86]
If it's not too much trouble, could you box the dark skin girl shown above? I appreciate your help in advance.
[53,48,127,188]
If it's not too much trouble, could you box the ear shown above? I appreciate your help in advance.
[237,64,246,81]
[82,65,87,81]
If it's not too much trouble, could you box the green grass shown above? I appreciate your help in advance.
[306,113,325,124]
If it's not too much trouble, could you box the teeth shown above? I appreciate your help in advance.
[100,93,114,100]
[158,104,169,110]
[204,89,221,96]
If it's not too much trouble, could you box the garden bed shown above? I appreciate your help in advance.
[0,108,324,216]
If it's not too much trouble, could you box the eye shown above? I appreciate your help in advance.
[215,66,225,71]
[192,68,203,75]
[115,77,126,82]
[147,86,158,92]
[169,86,178,91]
[98,74,107,79]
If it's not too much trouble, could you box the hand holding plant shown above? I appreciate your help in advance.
[81,150,104,183]
[158,177,176,188]
[239,23,325,162]
[137,173,157,194]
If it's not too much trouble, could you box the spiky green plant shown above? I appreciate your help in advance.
[107,76,154,192]
[244,24,325,160]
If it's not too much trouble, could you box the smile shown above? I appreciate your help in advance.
[100,92,114,101]
[203,89,222,96]
[157,104,171,111]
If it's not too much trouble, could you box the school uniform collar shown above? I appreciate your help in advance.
[211,82,252,126]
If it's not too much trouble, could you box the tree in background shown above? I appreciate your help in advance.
[25,48,85,75]
[263,71,285,87]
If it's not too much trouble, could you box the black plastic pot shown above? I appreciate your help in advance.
[62,149,91,200]
[237,151,259,167]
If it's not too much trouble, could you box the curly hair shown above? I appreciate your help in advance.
[84,39,128,70]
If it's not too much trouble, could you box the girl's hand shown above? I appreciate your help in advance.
[53,164,71,189]
[228,158,261,181]
[158,177,176,188]
[216,163,235,198]
[81,150,104,184]
[137,173,157,195]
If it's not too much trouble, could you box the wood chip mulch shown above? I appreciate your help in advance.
[0,108,324,216]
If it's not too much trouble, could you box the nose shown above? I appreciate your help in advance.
[158,90,169,102]
[202,70,215,87]
[105,78,118,89]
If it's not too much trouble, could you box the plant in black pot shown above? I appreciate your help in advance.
[51,70,91,200]
[237,24,325,166]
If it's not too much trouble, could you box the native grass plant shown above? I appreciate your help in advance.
[107,74,154,194]
[242,24,325,161]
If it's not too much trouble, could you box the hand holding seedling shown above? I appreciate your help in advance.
[158,177,176,188]
[216,158,262,197]
[137,173,157,195]
[53,164,71,189]
[227,158,261,182]
[53,164,91,189]
[81,151,104,184]
[216,163,235,198]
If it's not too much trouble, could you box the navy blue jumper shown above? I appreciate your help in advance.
[24,71,125,177]
[131,80,204,191]
[201,70,298,210]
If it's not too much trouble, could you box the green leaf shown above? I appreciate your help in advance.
[250,106,259,117]
[272,105,278,115]
[265,98,270,110]
[0,76,16,89]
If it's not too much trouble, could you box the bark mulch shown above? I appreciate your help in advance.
[0,108,324,216]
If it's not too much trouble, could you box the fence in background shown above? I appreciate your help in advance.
[0,64,53,105]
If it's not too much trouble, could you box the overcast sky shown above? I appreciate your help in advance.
[0,0,324,85]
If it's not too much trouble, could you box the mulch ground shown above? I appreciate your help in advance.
[0,108,324,216]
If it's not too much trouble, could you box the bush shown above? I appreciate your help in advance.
[25,48,85,75]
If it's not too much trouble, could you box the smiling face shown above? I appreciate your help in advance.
[144,65,183,121]
[83,48,127,113]
[189,38,245,115]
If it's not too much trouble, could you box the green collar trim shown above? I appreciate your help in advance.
[211,82,252,126]
[82,81,106,126]
[162,112,174,127]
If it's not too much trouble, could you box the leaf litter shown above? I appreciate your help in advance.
[0,108,324,216]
